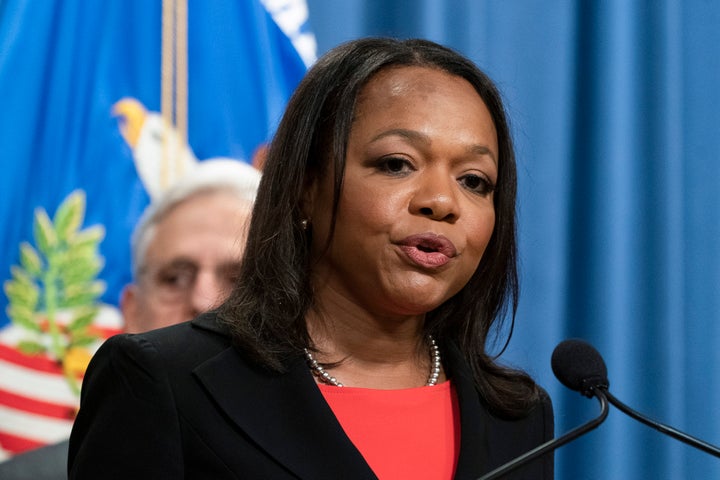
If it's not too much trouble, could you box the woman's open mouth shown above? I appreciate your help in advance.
[398,234,457,268]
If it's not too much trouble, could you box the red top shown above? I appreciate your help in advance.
[319,381,460,480]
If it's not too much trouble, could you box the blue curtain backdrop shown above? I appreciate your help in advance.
[305,1,720,479]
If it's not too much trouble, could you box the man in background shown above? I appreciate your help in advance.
[0,159,261,479]
[121,159,260,333]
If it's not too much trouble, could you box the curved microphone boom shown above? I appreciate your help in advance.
[556,339,720,458]
[477,342,610,480]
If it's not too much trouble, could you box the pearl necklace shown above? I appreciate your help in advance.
[303,335,441,387]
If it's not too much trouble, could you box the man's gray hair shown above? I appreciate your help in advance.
[131,159,261,279]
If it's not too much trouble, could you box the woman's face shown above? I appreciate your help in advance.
[307,65,499,317]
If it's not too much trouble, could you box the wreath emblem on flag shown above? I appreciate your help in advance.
[3,190,106,396]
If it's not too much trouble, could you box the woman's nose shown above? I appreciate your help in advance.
[409,171,459,222]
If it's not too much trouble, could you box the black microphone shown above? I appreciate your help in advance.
[477,342,610,480]
[557,338,720,458]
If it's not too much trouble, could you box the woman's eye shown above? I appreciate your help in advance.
[378,157,413,175]
[459,173,494,195]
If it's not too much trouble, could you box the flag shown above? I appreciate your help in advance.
[0,0,315,459]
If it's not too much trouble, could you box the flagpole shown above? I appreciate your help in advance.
[161,0,174,191]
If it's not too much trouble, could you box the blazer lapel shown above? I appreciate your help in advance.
[444,342,490,480]
[193,343,377,480]
[447,341,551,479]
[189,317,511,479]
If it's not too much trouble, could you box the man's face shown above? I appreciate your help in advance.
[120,190,252,333]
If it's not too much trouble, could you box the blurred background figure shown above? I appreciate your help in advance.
[121,159,260,333]
[0,159,261,480]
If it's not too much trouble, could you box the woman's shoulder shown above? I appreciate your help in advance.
[130,310,228,342]
[532,384,555,431]
[99,311,233,371]
[147,310,229,342]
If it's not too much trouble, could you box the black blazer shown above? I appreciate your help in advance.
[68,313,553,479]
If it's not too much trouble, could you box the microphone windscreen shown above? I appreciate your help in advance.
[551,339,608,394]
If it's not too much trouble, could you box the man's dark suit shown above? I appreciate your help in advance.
[69,313,553,479]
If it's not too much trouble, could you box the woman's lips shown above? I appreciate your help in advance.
[397,234,457,268]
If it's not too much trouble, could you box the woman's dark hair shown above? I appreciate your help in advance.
[219,37,539,418]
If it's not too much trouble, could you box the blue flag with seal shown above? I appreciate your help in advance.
[0,0,315,458]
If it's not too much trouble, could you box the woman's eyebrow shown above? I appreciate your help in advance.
[371,128,497,164]
[468,145,497,165]
[370,128,431,146]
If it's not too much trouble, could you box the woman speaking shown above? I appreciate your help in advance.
[69,37,553,479]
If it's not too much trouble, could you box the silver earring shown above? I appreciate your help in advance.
[300,219,309,231]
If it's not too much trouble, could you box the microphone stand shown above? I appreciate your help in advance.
[602,389,720,458]
[477,387,610,480]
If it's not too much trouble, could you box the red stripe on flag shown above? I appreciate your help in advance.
[0,430,46,455]
[0,388,77,419]
[0,344,61,374]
